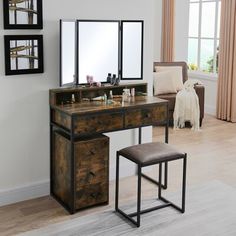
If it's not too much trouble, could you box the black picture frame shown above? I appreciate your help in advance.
[3,0,43,29]
[4,35,44,76]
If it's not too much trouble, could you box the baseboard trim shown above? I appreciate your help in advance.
[0,180,50,207]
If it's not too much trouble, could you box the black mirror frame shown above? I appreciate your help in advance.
[121,20,144,81]
[59,19,77,87]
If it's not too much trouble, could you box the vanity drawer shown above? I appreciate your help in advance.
[75,136,109,188]
[52,110,71,130]
[74,112,123,135]
[125,105,167,128]
[76,182,108,210]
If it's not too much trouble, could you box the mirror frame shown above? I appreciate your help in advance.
[121,20,144,80]
[59,19,77,87]
[60,19,144,86]
[77,20,120,85]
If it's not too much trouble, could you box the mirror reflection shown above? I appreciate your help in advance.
[61,20,76,86]
[78,21,119,84]
[122,22,143,79]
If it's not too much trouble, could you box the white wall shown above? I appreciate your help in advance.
[153,0,162,62]
[0,0,162,206]
[175,0,189,61]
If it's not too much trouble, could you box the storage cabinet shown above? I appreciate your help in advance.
[52,131,109,213]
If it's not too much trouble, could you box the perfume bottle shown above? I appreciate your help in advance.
[104,93,107,103]
[107,73,112,83]
[71,94,75,103]
[109,90,113,100]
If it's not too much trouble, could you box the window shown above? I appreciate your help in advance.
[188,0,221,74]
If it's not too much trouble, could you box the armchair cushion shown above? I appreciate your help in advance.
[154,66,184,91]
[153,71,177,95]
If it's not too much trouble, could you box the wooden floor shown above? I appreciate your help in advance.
[0,115,236,236]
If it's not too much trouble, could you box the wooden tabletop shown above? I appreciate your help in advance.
[51,96,168,116]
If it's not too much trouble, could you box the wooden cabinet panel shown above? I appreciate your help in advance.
[74,112,123,135]
[75,137,109,188]
[76,182,108,210]
[53,110,71,130]
[52,132,109,212]
[125,105,167,128]
[52,132,71,208]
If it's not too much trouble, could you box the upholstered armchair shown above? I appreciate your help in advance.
[153,61,205,127]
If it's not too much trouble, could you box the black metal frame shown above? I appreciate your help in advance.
[139,105,169,190]
[3,0,43,29]
[115,152,187,227]
[4,35,44,76]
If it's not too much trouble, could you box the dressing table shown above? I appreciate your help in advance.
[50,82,169,213]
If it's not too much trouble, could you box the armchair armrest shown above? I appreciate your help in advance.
[194,84,205,120]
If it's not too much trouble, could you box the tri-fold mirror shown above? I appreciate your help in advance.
[60,20,144,86]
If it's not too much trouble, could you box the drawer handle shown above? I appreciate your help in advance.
[90,150,95,155]
[89,171,95,177]
[90,192,100,199]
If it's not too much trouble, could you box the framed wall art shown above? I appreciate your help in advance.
[3,0,43,29]
[4,35,44,75]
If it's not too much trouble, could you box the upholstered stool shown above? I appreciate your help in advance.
[115,142,187,227]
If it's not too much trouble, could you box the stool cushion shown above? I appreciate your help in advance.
[118,142,185,166]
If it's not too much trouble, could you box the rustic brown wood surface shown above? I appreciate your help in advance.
[53,110,71,130]
[52,132,71,208]
[76,182,108,210]
[74,112,123,135]
[52,132,109,212]
[125,105,167,128]
[75,136,109,188]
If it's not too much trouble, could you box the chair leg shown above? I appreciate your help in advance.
[137,165,142,227]
[158,163,162,199]
[164,162,168,189]
[182,154,187,213]
[115,152,120,211]
[200,118,203,127]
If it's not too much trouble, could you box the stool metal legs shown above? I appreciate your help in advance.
[115,153,141,227]
[139,127,169,189]
[137,166,141,227]
[159,154,187,213]
[115,153,187,227]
